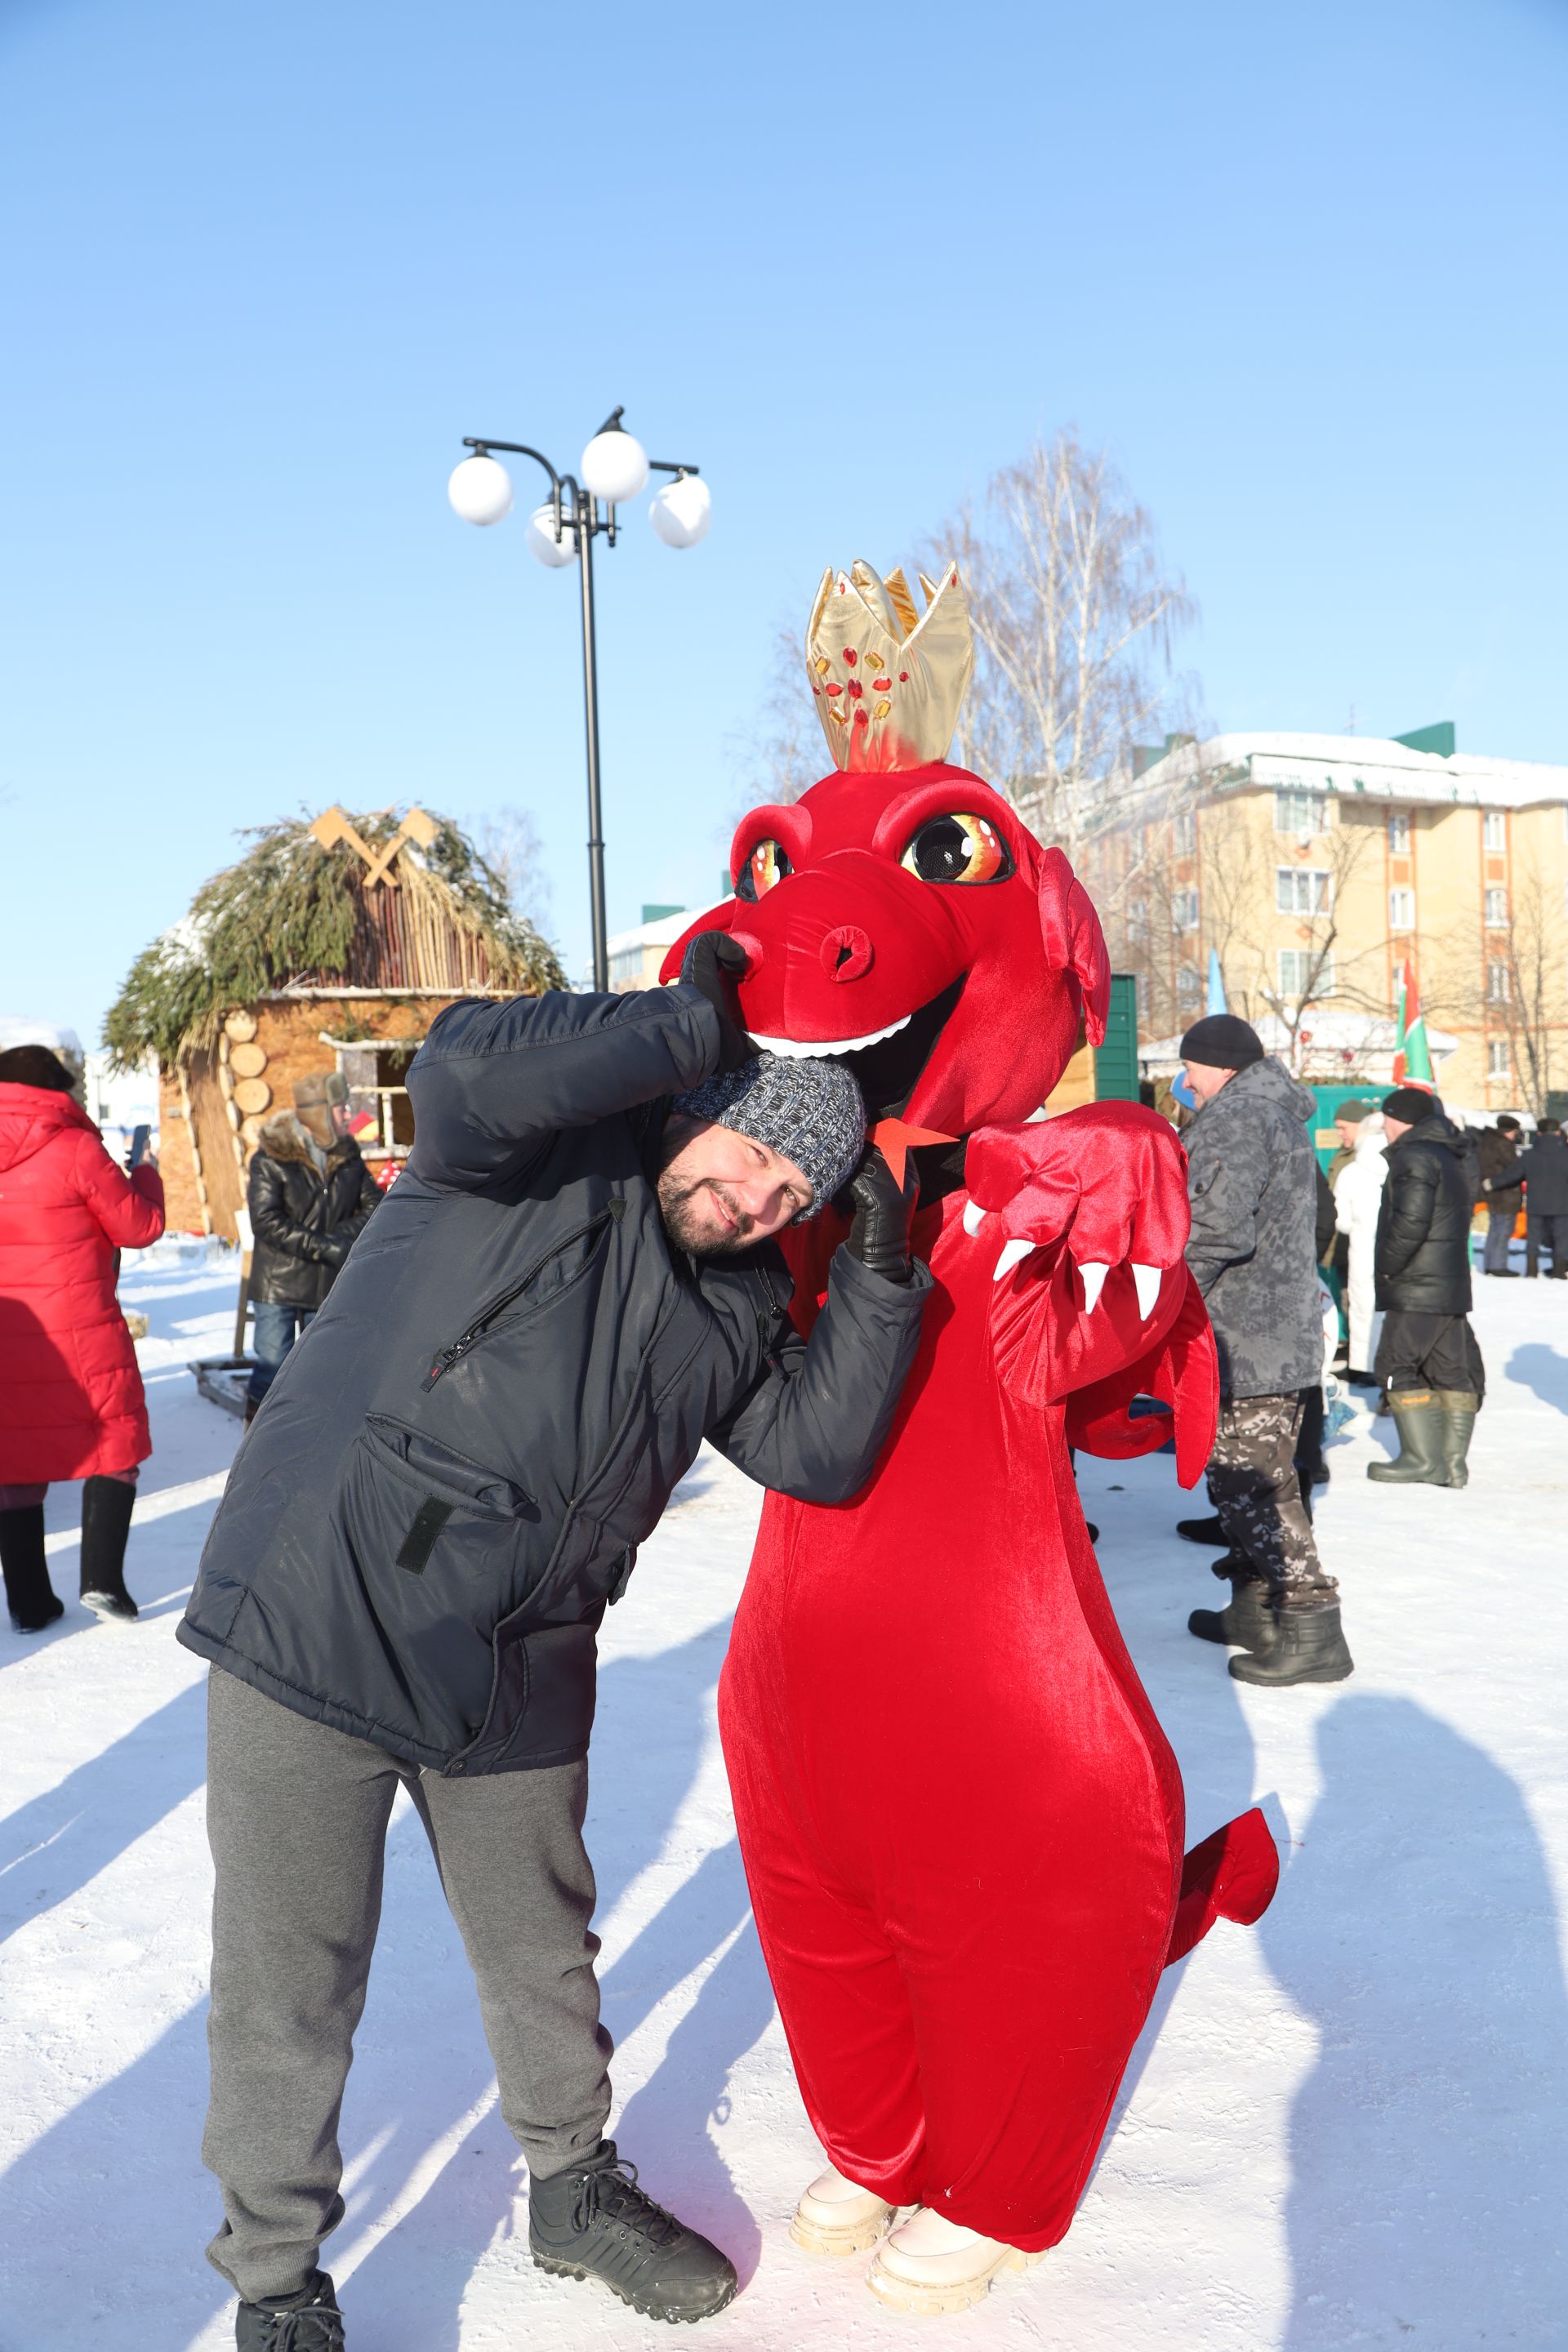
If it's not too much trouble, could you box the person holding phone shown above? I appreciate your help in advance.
[0,1044,165,1630]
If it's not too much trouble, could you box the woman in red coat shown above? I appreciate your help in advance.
[0,1045,165,1631]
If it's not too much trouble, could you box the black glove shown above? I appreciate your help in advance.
[840,1143,919,1285]
[680,930,756,1073]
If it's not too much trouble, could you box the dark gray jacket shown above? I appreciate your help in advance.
[180,987,929,1775]
[1183,1055,1324,1399]
[1517,1132,1568,1218]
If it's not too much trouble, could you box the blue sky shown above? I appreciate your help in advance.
[3,0,1566,1040]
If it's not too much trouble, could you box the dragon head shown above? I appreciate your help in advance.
[662,561,1111,1139]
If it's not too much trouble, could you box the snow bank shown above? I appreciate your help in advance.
[2,1257,1565,2350]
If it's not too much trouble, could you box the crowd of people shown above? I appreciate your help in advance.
[0,992,1560,2348]
[1164,1014,1566,1695]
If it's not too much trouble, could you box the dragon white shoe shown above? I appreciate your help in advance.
[790,2163,896,2257]
[866,2206,1043,2313]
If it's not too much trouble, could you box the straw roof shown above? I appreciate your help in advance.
[105,807,566,1070]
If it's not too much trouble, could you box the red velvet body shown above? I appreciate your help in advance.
[664,763,1276,2247]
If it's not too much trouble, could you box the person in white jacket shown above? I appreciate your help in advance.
[1334,1111,1389,1378]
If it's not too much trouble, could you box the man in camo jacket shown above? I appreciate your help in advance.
[1177,1015,1354,1689]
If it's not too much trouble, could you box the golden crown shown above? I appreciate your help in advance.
[804,559,974,773]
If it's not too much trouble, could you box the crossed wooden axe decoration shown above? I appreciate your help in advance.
[308,804,439,888]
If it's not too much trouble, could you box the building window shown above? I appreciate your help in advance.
[1485,888,1509,929]
[1388,811,1411,853]
[1173,806,1196,853]
[1276,866,1332,915]
[1486,961,1510,1003]
[1483,811,1506,852]
[1388,887,1414,931]
[1172,889,1200,932]
[1177,964,1202,1004]
[1274,786,1329,837]
[1127,896,1148,940]
[1487,1041,1511,1081]
[1278,949,1332,1000]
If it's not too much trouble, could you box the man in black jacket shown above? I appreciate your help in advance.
[1474,1114,1523,1276]
[1368,1087,1484,1488]
[244,1072,381,1418]
[1517,1116,1568,1276]
[180,951,929,2348]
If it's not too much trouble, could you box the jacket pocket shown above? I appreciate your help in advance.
[323,1417,542,1755]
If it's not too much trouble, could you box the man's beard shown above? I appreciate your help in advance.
[657,1172,758,1258]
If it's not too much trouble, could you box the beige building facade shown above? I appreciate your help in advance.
[1077,730,1568,1116]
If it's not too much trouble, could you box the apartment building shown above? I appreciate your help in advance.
[1077,725,1568,1113]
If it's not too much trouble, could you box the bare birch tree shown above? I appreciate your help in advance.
[923,430,1197,862]
[470,805,553,929]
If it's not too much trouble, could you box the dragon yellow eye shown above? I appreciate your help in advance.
[736,839,792,901]
[900,813,1013,885]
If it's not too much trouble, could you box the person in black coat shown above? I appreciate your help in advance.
[181,956,930,2341]
[1369,1088,1484,1489]
[1474,1114,1523,1276]
[244,1071,381,1415]
[1516,1117,1568,1277]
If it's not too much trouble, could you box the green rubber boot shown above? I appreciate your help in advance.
[1433,1389,1479,1489]
[1367,1390,1448,1486]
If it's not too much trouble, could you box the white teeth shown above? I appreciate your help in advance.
[1079,1261,1109,1314]
[962,1200,987,1236]
[1133,1262,1162,1321]
[745,1013,912,1061]
[992,1236,1036,1282]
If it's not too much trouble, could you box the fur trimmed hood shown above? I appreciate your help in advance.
[256,1111,361,1174]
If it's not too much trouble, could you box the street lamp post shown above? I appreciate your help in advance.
[448,408,711,992]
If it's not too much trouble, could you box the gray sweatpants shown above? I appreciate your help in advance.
[203,1668,612,2305]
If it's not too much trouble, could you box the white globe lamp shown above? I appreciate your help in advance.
[581,425,650,506]
[648,473,712,549]
[523,502,579,568]
[448,453,514,527]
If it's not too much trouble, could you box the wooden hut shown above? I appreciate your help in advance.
[105,806,564,1239]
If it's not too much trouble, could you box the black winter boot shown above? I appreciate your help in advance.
[235,2270,345,2350]
[1,1504,63,1634]
[1367,1391,1447,1486]
[1434,1390,1479,1489]
[1229,1604,1354,1686]
[1176,1513,1225,1546]
[79,1477,138,1621]
[529,2140,737,2323]
[1189,1577,1276,1650]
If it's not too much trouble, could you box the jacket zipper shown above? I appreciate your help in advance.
[422,1203,621,1390]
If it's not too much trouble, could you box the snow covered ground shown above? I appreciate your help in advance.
[2,1252,1566,2352]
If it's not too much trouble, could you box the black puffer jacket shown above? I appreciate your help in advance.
[180,988,929,1776]
[1374,1111,1475,1314]
[1517,1131,1568,1216]
[247,1117,381,1309]
[1474,1125,1522,1209]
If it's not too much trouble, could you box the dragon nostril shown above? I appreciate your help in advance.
[821,925,874,983]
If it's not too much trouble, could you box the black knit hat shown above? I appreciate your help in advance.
[0,1044,76,1093]
[1178,1014,1265,1071]
[1382,1086,1437,1125]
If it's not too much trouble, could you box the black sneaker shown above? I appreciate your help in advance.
[236,2270,345,2350]
[529,2141,738,2323]
[1175,1514,1224,1546]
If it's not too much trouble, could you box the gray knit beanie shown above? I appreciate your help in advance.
[674,1054,866,1221]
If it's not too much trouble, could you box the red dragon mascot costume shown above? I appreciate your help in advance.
[663,559,1278,2314]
